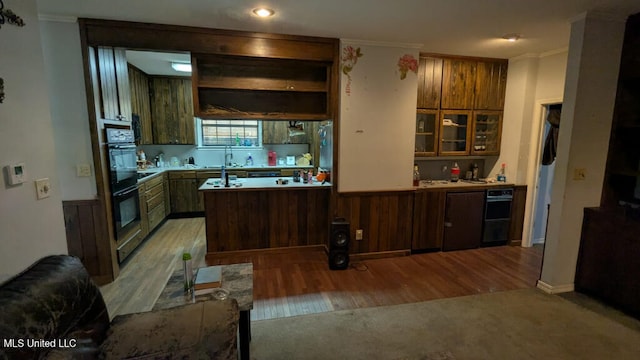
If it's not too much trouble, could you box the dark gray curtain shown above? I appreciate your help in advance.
[542,104,562,165]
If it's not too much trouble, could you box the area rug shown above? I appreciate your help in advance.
[249,288,640,360]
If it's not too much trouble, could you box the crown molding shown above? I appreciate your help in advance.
[341,38,423,49]
[38,14,78,23]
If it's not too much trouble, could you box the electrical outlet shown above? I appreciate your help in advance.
[77,164,92,177]
[355,229,363,240]
[573,168,586,181]
[35,178,51,200]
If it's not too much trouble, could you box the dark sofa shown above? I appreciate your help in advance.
[0,255,239,359]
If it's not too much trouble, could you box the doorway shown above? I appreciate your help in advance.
[530,103,561,245]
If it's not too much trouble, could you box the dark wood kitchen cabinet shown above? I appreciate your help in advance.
[416,56,443,109]
[439,110,472,155]
[128,65,153,144]
[474,60,508,110]
[90,46,132,123]
[150,77,195,145]
[169,171,200,214]
[144,174,168,232]
[412,189,446,251]
[414,110,439,155]
[192,54,331,120]
[471,111,502,155]
[138,181,149,239]
[442,191,484,251]
[441,58,476,110]
[414,54,507,157]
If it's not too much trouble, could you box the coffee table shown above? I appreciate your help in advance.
[154,262,253,360]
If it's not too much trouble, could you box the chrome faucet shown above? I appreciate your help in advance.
[224,145,233,166]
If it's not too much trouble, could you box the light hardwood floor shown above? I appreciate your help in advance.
[100,217,543,321]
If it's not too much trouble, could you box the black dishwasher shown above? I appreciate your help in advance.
[482,188,513,246]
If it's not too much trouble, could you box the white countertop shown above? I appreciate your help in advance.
[138,164,313,174]
[416,180,516,189]
[199,177,332,191]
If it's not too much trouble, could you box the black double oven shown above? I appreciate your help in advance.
[106,128,141,244]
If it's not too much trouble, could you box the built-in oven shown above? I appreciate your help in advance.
[482,188,513,246]
[106,128,141,243]
[112,184,141,242]
[106,128,138,193]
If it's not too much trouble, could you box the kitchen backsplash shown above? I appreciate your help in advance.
[140,143,310,167]
[416,159,487,181]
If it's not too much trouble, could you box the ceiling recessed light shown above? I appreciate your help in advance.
[171,62,192,73]
[502,34,521,42]
[252,8,274,17]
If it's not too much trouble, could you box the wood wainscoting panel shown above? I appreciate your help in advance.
[62,199,114,285]
[335,191,415,254]
[204,188,330,252]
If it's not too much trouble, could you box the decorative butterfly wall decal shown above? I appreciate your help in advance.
[0,0,26,29]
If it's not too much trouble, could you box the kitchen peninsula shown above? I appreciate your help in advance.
[199,177,331,258]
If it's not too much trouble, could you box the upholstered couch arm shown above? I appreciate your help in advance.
[0,255,109,360]
[99,299,239,359]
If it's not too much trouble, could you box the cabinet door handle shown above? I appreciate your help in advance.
[444,222,453,228]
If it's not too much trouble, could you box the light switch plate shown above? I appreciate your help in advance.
[35,178,51,199]
[77,164,91,177]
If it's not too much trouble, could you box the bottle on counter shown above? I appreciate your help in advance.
[413,164,420,186]
[450,162,460,182]
[246,153,254,166]
[182,252,193,293]
[497,163,507,182]
[472,163,479,181]
[221,165,226,181]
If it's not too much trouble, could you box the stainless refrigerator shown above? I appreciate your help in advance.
[319,122,333,173]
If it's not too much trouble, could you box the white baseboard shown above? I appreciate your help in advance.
[532,237,545,245]
[536,280,575,294]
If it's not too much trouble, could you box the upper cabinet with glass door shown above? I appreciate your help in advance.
[415,110,439,156]
[439,110,471,155]
[414,53,508,157]
[471,111,502,155]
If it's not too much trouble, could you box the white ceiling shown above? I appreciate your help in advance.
[37,0,640,67]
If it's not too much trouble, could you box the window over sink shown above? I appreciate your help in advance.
[197,118,262,147]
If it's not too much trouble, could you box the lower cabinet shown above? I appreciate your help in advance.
[169,172,200,214]
[139,174,168,236]
[413,187,524,253]
[412,189,446,251]
[442,191,485,251]
[145,175,167,232]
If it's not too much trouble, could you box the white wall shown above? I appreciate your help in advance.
[338,41,418,192]
[39,19,96,200]
[540,13,625,291]
[535,50,569,100]
[518,50,568,246]
[0,0,68,281]
[489,56,538,183]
